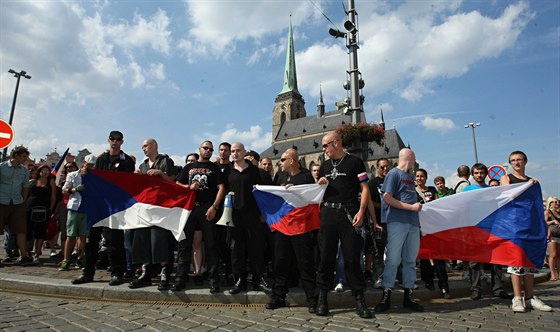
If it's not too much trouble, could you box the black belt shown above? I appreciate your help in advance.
[322,202,358,209]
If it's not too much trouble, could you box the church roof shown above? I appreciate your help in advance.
[261,109,406,161]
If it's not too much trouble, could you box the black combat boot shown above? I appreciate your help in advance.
[315,289,329,316]
[403,288,424,312]
[229,274,247,294]
[157,265,169,291]
[374,288,392,312]
[355,290,373,318]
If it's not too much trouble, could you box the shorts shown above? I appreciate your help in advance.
[0,203,27,234]
[66,210,90,237]
[506,266,538,276]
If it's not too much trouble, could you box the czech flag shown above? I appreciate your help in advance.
[81,170,196,241]
[51,147,69,175]
[253,184,326,236]
[418,181,547,269]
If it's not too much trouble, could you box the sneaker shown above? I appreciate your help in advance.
[75,259,84,269]
[442,289,451,299]
[59,260,70,271]
[32,255,40,265]
[512,296,526,313]
[334,283,344,292]
[72,275,93,284]
[470,290,482,300]
[528,296,552,312]
[50,249,59,258]
[16,256,33,266]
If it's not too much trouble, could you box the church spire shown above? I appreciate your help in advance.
[380,104,386,129]
[317,83,325,118]
[279,16,299,95]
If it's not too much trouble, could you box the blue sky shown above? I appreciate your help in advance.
[1,0,559,197]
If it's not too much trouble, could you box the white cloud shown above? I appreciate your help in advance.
[421,116,456,133]
[149,63,165,80]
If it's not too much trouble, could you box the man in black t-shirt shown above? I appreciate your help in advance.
[173,140,226,293]
[316,132,372,319]
[72,130,135,286]
[266,149,318,312]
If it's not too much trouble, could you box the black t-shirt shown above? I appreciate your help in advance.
[227,163,263,211]
[416,186,438,204]
[176,161,224,204]
[319,153,368,204]
[368,176,384,221]
[275,170,315,186]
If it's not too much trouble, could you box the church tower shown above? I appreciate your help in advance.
[272,17,306,142]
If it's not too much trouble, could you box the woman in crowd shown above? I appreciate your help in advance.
[545,196,560,281]
[416,169,450,298]
[27,164,57,263]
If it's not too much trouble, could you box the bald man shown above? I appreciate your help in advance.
[266,149,318,312]
[316,133,372,319]
[375,148,423,313]
[227,142,270,294]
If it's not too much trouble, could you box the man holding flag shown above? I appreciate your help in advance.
[264,148,319,312]
[72,130,135,286]
[501,151,552,313]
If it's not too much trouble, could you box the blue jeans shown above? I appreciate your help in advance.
[382,222,420,289]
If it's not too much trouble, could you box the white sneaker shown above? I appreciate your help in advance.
[374,278,383,289]
[512,296,526,313]
[335,283,344,292]
[528,296,552,312]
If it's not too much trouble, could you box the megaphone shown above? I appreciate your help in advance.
[216,192,235,227]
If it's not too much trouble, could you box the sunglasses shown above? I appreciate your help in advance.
[200,146,214,152]
[109,136,123,142]
[280,157,291,162]
[322,140,335,149]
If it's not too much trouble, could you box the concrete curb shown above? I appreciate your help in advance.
[0,270,551,306]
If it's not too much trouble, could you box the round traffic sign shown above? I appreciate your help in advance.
[488,165,507,180]
[0,119,15,149]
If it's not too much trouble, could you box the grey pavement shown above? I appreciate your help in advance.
[0,278,559,331]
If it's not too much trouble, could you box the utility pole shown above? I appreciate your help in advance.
[464,122,481,163]
[2,69,31,161]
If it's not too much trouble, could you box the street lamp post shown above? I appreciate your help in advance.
[464,122,481,163]
[2,69,31,161]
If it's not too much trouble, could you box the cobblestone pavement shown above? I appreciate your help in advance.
[1,281,558,331]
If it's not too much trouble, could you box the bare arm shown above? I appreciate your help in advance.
[383,192,422,212]
[352,182,370,227]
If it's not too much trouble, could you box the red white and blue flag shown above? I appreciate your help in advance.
[418,181,547,268]
[253,184,326,236]
[51,147,69,175]
[81,170,196,241]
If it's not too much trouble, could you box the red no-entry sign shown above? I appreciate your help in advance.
[488,165,507,180]
[0,119,15,149]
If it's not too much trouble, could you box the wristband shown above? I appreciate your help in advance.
[212,204,220,210]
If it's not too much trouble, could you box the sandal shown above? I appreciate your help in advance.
[549,278,558,281]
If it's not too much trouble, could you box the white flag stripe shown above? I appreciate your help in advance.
[419,181,532,235]
[93,203,191,241]
[254,184,327,208]
[0,132,11,139]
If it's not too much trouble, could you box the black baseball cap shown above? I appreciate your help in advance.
[109,130,123,139]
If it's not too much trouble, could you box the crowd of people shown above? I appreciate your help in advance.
[0,130,556,318]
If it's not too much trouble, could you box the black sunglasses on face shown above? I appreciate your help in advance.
[200,146,214,152]
[109,136,123,141]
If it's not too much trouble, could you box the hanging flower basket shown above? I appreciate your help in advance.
[336,122,385,147]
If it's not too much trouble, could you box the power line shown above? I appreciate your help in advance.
[307,0,341,30]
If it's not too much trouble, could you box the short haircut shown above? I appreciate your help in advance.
[376,158,390,166]
[11,146,30,158]
[245,150,260,162]
[433,176,445,184]
[489,179,500,186]
[416,168,428,178]
[457,165,470,177]
[471,163,488,176]
[509,150,527,162]
[219,142,231,149]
